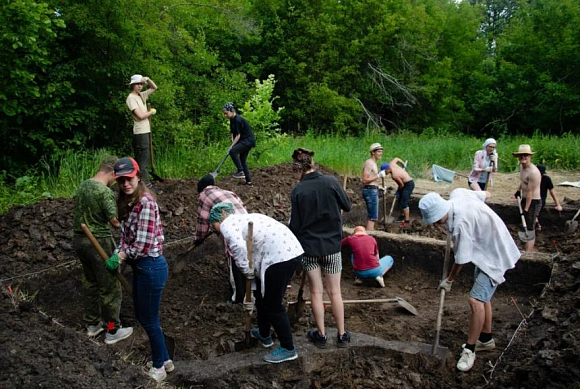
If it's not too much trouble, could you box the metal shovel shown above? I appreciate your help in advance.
[234,222,258,351]
[516,196,536,242]
[210,153,230,178]
[305,297,418,316]
[287,271,307,325]
[565,208,580,233]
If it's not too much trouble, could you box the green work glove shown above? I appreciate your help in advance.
[105,253,120,271]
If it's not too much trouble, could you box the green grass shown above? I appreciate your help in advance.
[1,132,579,213]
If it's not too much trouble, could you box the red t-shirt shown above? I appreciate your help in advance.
[341,234,379,271]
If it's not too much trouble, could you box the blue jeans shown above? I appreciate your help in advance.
[362,187,379,221]
[132,256,169,368]
[352,255,394,278]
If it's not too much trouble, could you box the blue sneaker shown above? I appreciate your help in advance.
[263,346,298,364]
[250,328,274,348]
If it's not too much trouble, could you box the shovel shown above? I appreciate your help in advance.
[305,297,418,316]
[386,194,397,223]
[516,196,536,242]
[80,224,175,359]
[210,153,230,179]
[234,222,258,351]
[147,103,164,182]
[432,232,451,355]
[287,271,307,325]
[565,208,580,233]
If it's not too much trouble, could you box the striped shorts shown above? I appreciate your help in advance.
[302,252,342,274]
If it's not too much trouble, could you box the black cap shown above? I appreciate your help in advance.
[197,174,215,193]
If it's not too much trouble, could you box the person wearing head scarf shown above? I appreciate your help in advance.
[126,74,158,189]
[288,148,352,349]
[209,203,304,363]
[222,102,256,185]
[104,157,172,383]
[194,173,248,304]
[468,138,498,191]
[419,189,520,373]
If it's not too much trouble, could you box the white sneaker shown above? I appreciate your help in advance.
[461,339,496,352]
[375,276,385,288]
[104,326,134,345]
[146,360,174,372]
[457,347,476,372]
[86,322,104,337]
[148,366,167,382]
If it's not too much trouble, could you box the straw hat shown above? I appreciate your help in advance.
[512,144,535,156]
[369,143,383,152]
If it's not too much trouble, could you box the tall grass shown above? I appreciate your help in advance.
[1,132,579,213]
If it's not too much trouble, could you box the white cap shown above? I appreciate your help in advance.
[483,138,496,148]
[369,143,383,152]
[128,74,143,85]
[419,193,450,225]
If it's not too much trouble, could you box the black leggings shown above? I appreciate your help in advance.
[254,256,300,350]
[230,142,253,183]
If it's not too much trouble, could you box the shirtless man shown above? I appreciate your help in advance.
[382,158,414,226]
[511,144,541,252]
[361,143,384,230]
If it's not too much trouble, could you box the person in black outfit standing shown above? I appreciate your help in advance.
[289,148,352,349]
[223,102,256,185]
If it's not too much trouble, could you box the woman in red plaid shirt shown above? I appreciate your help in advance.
[105,157,171,382]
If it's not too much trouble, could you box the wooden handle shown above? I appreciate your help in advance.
[80,224,132,295]
[307,298,399,305]
[516,196,528,229]
[572,208,580,222]
[245,222,254,304]
[484,160,495,187]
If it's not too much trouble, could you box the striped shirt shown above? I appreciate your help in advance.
[117,192,164,259]
[195,186,247,242]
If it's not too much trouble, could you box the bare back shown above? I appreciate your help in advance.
[390,160,412,184]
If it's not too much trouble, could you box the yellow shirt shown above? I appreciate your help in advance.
[126,90,153,134]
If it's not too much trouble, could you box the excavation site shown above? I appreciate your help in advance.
[1,163,579,388]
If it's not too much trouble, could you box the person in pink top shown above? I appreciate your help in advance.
[341,226,394,287]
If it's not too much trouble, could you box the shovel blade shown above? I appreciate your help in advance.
[234,332,257,351]
[565,220,578,233]
[287,299,306,326]
[396,297,418,316]
[518,228,535,242]
[165,333,176,360]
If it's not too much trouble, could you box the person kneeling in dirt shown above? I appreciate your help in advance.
[341,226,393,288]
[289,147,352,349]
[73,156,134,342]
[380,158,414,227]
[210,202,304,363]
[194,173,248,304]
[105,157,172,382]
[419,189,521,372]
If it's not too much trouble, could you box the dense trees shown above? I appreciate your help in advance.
[1,0,579,172]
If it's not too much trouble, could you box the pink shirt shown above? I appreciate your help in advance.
[341,234,379,271]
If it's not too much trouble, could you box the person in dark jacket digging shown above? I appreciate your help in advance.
[222,102,256,185]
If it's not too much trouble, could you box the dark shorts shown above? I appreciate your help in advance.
[522,198,541,231]
[362,186,379,221]
[398,180,415,209]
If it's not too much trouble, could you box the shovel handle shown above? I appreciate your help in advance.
[80,224,132,296]
[307,298,399,305]
[516,196,528,229]
[245,222,254,304]
[572,208,580,223]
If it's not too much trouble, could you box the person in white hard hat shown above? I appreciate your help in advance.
[361,143,384,231]
[126,74,158,188]
[418,189,520,373]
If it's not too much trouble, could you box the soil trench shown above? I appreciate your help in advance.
[1,164,580,388]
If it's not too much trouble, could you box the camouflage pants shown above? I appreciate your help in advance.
[73,236,122,327]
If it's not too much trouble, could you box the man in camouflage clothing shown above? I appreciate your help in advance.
[73,156,133,343]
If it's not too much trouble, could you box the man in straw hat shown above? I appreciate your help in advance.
[511,144,541,252]
[418,189,520,372]
[361,143,385,231]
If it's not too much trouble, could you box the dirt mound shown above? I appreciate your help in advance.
[1,163,580,388]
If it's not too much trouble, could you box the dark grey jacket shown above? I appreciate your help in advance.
[289,171,351,256]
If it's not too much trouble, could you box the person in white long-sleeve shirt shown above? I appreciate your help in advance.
[209,202,304,364]
[419,188,520,373]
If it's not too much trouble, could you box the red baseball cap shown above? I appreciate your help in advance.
[114,157,140,179]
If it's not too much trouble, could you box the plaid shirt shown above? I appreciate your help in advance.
[195,186,247,242]
[117,192,164,260]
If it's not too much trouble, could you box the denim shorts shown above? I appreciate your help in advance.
[469,266,497,303]
[362,187,379,221]
[398,180,415,209]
